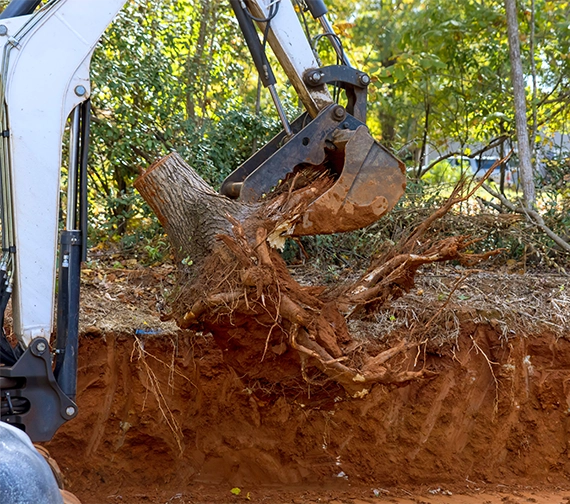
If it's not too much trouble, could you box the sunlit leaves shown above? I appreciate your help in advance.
[329,0,570,179]
[82,0,569,241]
[88,0,270,239]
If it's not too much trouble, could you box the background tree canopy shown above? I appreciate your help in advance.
[80,0,568,262]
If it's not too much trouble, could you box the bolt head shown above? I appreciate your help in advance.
[309,71,322,83]
[333,106,346,120]
[359,73,371,86]
[36,341,46,353]
[65,406,76,417]
[74,85,87,96]
[0,25,7,36]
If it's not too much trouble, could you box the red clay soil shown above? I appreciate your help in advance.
[45,315,570,504]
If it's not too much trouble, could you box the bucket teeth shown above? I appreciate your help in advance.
[292,126,406,236]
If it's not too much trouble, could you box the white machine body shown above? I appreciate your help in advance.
[247,0,334,116]
[1,0,126,346]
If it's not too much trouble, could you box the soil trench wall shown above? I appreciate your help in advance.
[46,323,570,500]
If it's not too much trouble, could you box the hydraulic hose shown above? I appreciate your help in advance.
[0,0,42,19]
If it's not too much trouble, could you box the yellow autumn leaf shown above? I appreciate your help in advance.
[333,22,354,36]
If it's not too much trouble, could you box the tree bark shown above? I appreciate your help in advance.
[504,0,536,207]
[134,152,254,265]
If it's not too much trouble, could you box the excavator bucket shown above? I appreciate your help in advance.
[220,104,406,235]
[292,126,406,236]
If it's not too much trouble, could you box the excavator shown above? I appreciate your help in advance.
[0,0,405,501]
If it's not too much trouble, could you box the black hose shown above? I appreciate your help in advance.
[0,0,42,19]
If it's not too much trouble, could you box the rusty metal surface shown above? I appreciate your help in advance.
[292,126,406,236]
[220,105,405,236]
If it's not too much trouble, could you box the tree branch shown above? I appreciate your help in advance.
[418,135,509,179]
[483,184,570,253]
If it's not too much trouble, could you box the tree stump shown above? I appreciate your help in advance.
[135,152,496,397]
[134,153,253,266]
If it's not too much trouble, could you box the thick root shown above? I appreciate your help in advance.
[171,221,487,396]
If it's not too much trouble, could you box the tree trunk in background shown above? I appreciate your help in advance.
[504,0,536,207]
[418,102,430,179]
[184,0,217,123]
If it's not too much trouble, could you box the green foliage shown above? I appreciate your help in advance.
[537,151,570,237]
[176,107,282,188]
[88,0,276,241]
[79,0,569,264]
[328,0,570,180]
[421,161,462,185]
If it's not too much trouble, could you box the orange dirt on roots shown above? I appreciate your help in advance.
[45,316,570,503]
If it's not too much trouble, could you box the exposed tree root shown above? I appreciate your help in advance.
[136,153,499,397]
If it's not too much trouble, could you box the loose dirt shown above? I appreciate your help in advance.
[43,264,570,504]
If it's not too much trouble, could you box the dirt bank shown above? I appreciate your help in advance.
[45,308,570,503]
[36,265,568,503]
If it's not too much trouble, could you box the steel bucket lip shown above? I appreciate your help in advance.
[292,126,406,236]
